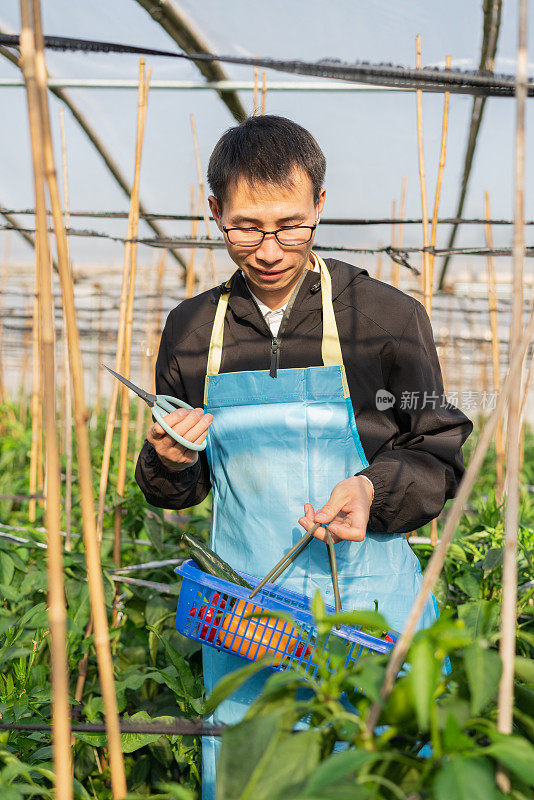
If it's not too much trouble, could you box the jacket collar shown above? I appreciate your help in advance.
[226,258,368,324]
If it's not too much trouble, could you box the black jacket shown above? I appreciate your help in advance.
[135,258,473,534]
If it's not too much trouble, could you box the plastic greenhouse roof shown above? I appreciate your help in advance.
[1,0,533,278]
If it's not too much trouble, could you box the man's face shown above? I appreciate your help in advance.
[209,166,325,307]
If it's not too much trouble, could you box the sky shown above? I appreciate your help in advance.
[1,0,533,285]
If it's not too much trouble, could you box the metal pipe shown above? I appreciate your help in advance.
[0,78,411,91]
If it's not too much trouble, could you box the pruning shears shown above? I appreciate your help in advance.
[103,364,207,452]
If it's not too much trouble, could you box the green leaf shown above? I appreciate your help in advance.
[70,584,90,635]
[204,656,275,715]
[253,729,321,800]
[217,712,321,800]
[145,597,173,627]
[483,548,503,577]
[72,731,107,747]
[514,684,534,718]
[464,642,502,715]
[515,655,534,684]
[304,749,382,792]
[384,678,414,725]
[148,735,174,765]
[144,509,164,555]
[156,781,196,800]
[457,600,500,639]
[433,756,500,800]
[321,609,389,635]
[345,658,384,703]
[0,552,15,586]
[311,591,326,624]
[409,637,439,731]
[0,583,21,602]
[127,753,150,790]
[456,572,482,599]
[486,733,534,785]
[429,616,472,650]
[442,713,475,754]
[146,626,196,698]
[18,602,48,631]
[217,713,283,800]
[120,712,164,754]
[433,572,449,612]
[72,776,92,800]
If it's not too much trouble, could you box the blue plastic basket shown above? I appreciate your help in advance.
[175,559,398,676]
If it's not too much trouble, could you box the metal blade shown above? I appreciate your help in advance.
[102,364,156,406]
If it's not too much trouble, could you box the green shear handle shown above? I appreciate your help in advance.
[150,395,207,452]
[103,364,207,453]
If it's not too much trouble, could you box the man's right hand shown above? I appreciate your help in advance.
[146,407,213,472]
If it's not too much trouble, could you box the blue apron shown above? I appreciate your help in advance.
[201,253,438,799]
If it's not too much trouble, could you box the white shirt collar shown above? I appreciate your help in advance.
[241,256,318,317]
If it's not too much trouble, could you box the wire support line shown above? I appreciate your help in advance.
[4,208,534,226]
[0,523,176,550]
[0,78,422,92]
[0,719,225,736]
[2,294,533,317]
[2,225,533,266]
[1,33,533,97]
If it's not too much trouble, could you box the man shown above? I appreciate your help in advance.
[136,114,473,799]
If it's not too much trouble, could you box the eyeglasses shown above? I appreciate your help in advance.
[221,223,317,247]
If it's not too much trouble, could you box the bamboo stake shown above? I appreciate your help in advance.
[59,108,72,550]
[390,200,398,287]
[519,419,525,473]
[28,2,127,793]
[190,114,217,284]
[397,177,407,251]
[19,5,72,797]
[415,36,438,545]
[484,191,505,499]
[185,185,198,298]
[415,35,431,316]
[517,298,534,476]
[114,65,151,577]
[61,323,72,550]
[97,61,149,544]
[376,250,382,282]
[366,273,534,737]
[151,249,167,378]
[28,285,40,523]
[429,55,451,284]
[519,348,534,430]
[0,231,10,402]
[253,61,258,115]
[261,72,267,114]
[429,55,451,548]
[497,3,527,788]
[133,270,152,454]
[396,176,407,290]
[36,338,44,508]
[59,318,66,454]
[94,282,103,421]
[481,341,489,397]
[20,297,31,425]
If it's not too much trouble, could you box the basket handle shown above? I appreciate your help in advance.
[248,524,320,599]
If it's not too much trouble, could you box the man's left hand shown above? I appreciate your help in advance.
[298,476,374,543]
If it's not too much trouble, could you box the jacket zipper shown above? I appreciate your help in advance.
[245,268,311,379]
[247,298,281,378]
[270,337,280,378]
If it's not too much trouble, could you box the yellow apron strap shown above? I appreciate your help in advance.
[204,278,232,404]
[314,252,350,397]
[314,253,343,368]
[204,255,350,403]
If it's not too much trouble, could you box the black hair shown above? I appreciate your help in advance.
[207,115,326,209]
